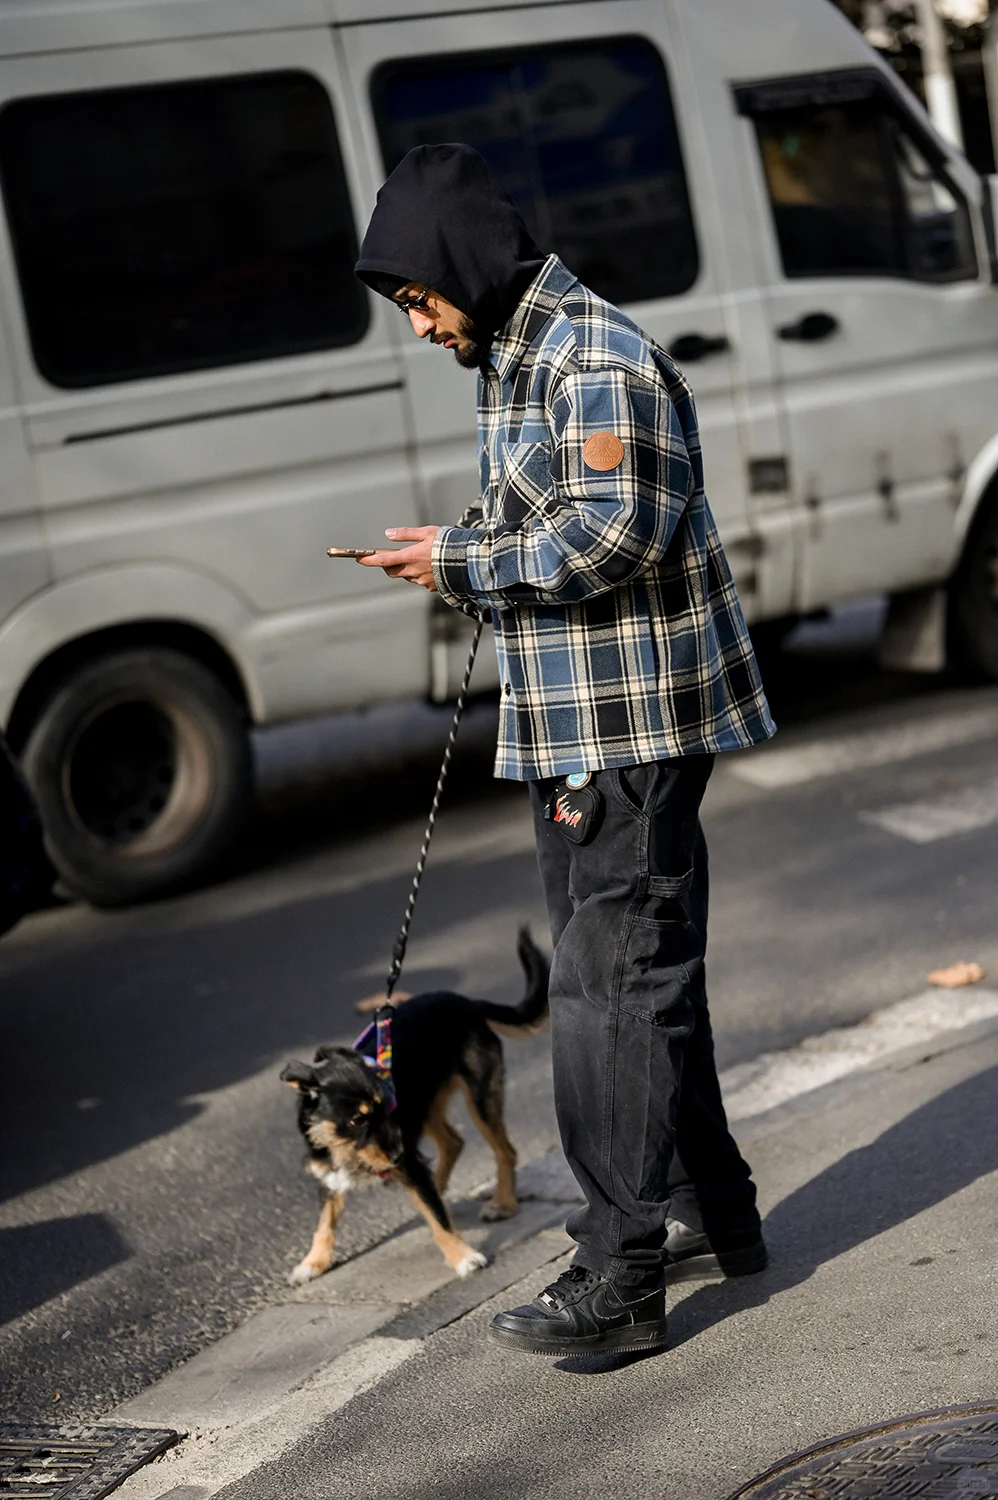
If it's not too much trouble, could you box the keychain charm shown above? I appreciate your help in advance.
[545,773,604,845]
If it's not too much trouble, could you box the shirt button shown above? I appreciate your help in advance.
[503,682,511,696]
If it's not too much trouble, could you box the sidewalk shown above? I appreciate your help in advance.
[113,992,998,1500]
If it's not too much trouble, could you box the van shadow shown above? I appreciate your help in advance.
[666,1062,998,1354]
[0,1215,131,1326]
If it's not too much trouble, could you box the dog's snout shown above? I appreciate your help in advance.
[381,1124,404,1164]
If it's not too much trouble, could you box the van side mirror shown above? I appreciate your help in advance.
[982,174,998,282]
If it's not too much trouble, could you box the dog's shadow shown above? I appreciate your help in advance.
[556,1063,998,1374]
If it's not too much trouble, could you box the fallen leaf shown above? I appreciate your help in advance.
[353,989,412,1015]
[52,1392,60,1402]
[927,961,985,989]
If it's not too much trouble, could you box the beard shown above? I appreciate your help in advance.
[453,313,494,371]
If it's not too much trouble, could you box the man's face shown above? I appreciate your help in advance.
[392,283,491,370]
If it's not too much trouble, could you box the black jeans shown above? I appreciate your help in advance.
[529,757,760,1290]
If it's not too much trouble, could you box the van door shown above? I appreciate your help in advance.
[0,26,427,723]
[339,0,765,688]
[735,68,998,610]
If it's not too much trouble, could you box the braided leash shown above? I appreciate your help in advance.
[385,618,484,1001]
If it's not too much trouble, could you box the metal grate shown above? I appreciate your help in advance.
[729,1400,998,1498]
[0,1425,179,1500]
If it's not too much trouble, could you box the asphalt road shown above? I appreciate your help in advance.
[2,601,997,1425]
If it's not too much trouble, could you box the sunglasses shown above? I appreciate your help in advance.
[395,287,431,316]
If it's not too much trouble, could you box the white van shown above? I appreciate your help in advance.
[1,0,996,903]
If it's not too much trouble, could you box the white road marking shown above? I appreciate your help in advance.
[858,777,998,843]
[729,704,998,789]
[720,988,998,1122]
[116,1337,421,1499]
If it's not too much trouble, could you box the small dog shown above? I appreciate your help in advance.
[281,928,548,1284]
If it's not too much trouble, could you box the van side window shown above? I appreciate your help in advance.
[0,72,369,389]
[373,38,698,306]
[748,97,976,283]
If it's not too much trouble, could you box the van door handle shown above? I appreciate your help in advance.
[668,332,731,362]
[777,312,840,342]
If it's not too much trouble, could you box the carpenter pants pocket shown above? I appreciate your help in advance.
[611,759,712,894]
[614,910,697,1204]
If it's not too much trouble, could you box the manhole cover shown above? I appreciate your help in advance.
[0,1424,179,1499]
[729,1401,998,1498]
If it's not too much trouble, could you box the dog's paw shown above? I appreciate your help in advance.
[480,1200,518,1223]
[453,1248,488,1278]
[288,1259,327,1286]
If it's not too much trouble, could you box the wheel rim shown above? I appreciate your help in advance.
[64,696,215,857]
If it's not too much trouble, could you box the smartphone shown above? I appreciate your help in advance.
[326,546,378,559]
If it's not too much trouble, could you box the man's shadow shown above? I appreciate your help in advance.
[557,1062,998,1373]
[668,1061,998,1352]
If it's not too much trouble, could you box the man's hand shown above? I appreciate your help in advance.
[357,526,440,592]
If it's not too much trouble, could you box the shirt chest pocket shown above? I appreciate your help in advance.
[493,440,552,527]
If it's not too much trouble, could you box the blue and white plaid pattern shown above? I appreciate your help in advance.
[431,256,776,780]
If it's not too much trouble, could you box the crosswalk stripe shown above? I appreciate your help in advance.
[721,987,998,1121]
[729,703,998,789]
[859,777,998,843]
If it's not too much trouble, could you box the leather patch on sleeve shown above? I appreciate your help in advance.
[582,431,625,472]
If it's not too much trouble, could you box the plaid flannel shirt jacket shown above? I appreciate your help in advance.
[431,255,776,781]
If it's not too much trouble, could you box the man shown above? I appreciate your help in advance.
[355,144,776,1357]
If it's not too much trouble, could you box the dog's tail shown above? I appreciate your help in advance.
[474,926,549,1034]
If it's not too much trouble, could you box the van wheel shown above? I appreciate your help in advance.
[21,648,252,906]
[950,494,998,680]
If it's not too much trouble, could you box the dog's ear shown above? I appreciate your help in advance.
[280,1060,318,1095]
[312,1043,356,1065]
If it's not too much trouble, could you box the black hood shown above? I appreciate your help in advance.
[355,144,546,336]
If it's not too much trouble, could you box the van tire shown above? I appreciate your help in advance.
[21,648,252,906]
[950,494,998,681]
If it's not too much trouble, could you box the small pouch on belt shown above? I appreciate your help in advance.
[544,771,605,846]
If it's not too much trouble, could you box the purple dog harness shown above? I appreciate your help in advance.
[353,1007,396,1112]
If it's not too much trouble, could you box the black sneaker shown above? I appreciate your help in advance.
[489,1265,668,1357]
[664,1216,768,1279]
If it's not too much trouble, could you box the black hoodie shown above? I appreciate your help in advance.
[355,144,546,336]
